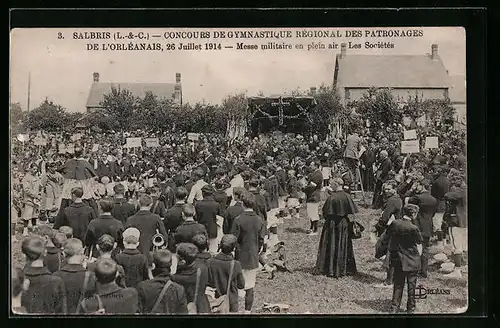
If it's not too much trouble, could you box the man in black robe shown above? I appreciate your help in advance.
[315,178,358,278]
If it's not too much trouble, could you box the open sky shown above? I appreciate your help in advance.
[10,27,465,112]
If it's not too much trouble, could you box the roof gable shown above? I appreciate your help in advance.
[335,54,450,88]
[86,82,177,108]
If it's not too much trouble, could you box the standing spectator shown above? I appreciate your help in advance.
[77,258,138,314]
[376,204,423,314]
[136,250,188,314]
[85,199,124,258]
[248,179,268,223]
[126,194,168,267]
[373,150,393,209]
[187,168,208,204]
[54,238,97,314]
[408,179,437,278]
[343,130,361,189]
[304,161,323,235]
[21,165,43,236]
[207,234,245,313]
[230,192,266,314]
[149,185,167,220]
[360,141,376,192]
[115,228,149,289]
[315,178,358,278]
[444,177,467,275]
[192,233,212,266]
[54,187,96,242]
[223,187,245,234]
[431,167,450,249]
[21,236,67,314]
[111,183,138,225]
[175,204,208,245]
[172,243,211,313]
[194,185,221,254]
[165,187,189,251]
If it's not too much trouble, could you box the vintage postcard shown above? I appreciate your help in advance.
[10,27,467,315]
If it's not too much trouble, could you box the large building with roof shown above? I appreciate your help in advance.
[333,43,451,105]
[85,72,182,112]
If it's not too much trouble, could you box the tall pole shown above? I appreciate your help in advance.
[27,71,31,113]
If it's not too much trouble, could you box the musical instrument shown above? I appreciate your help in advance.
[152,229,165,251]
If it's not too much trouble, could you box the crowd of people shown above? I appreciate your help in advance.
[11,126,467,315]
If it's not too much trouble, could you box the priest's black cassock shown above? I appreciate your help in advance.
[315,190,358,278]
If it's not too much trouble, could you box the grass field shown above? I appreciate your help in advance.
[250,204,469,314]
[11,197,468,315]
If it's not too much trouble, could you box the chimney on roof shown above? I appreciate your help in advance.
[340,43,347,59]
[431,44,438,60]
[310,87,317,95]
[176,73,181,83]
[93,72,99,83]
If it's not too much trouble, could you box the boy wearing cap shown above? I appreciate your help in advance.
[115,228,149,289]
[194,184,221,254]
[21,236,67,314]
[54,238,97,313]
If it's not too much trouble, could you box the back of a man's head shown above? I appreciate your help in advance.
[233,187,246,200]
[182,204,195,218]
[220,234,237,254]
[94,258,118,284]
[153,249,172,271]
[113,183,125,195]
[194,168,205,180]
[58,226,73,239]
[191,233,208,252]
[241,192,255,209]
[97,234,115,253]
[175,187,188,201]
[139,194,153,207]
[176,243,199,264]
[100,199,114,213]
[403,204,420,218]
[71,187,84,199]
[64,238,84,257]
[21,236,45,261]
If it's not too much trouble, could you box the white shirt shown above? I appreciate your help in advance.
[187,179,208,204]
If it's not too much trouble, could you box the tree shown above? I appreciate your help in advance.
[24,99,69,132]
[305,84,346,138]
[10,102,25,134]
[98,86,140,131]
[349,87,403,134]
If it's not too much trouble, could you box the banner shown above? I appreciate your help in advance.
[425,136,439,149]
[34,137,47,146]
[401,140,420,154]
[187,133,200,141]
[126,137,142,148]
[403,129,417,140]
[145,138,160,147]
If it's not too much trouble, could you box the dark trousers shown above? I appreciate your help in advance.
[372,180,384,209]
[420,237,430,277]
[391,262,417,312]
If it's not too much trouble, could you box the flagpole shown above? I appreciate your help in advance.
[27,71,31,113]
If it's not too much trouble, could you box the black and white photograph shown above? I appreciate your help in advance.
[10,26,467,315]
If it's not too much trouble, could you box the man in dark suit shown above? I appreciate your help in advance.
[248,179,268,223]
[84,199,124,258]
[136,250,188,314]
[76,258,138,314]
[373,150,393,209]
[149,185,167,220]
[124,154,143,181]
[376,204,423,314]
[111,183,138,225]
[374,180,403,288]
[174,204,208,245]
[165,187,188,251]
[408,179,437,278]
[126,194,168,267]
[360,141,376,192]
[95,154,118,182]
[344,131,361,188]
[194,184,221,254]
[54,187,96,242]
[230,192,266,314]
[223,187,245,234]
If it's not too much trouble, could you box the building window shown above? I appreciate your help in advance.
[345,89,350,101]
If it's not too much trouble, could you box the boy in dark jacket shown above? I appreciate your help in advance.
[172,243,211,313]
[86,234,126,288]
[174,204,208,245]
[136,250,188,314]
[54,238,97,314]
[115,227,149,288]
[207,234,245,313]
[21,236,67,314]
[192,233,212,266]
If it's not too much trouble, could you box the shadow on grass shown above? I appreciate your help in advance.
[352,299,390,313]
[294,266,320,276]
[352,272,385,284]
[285,227,310,234]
